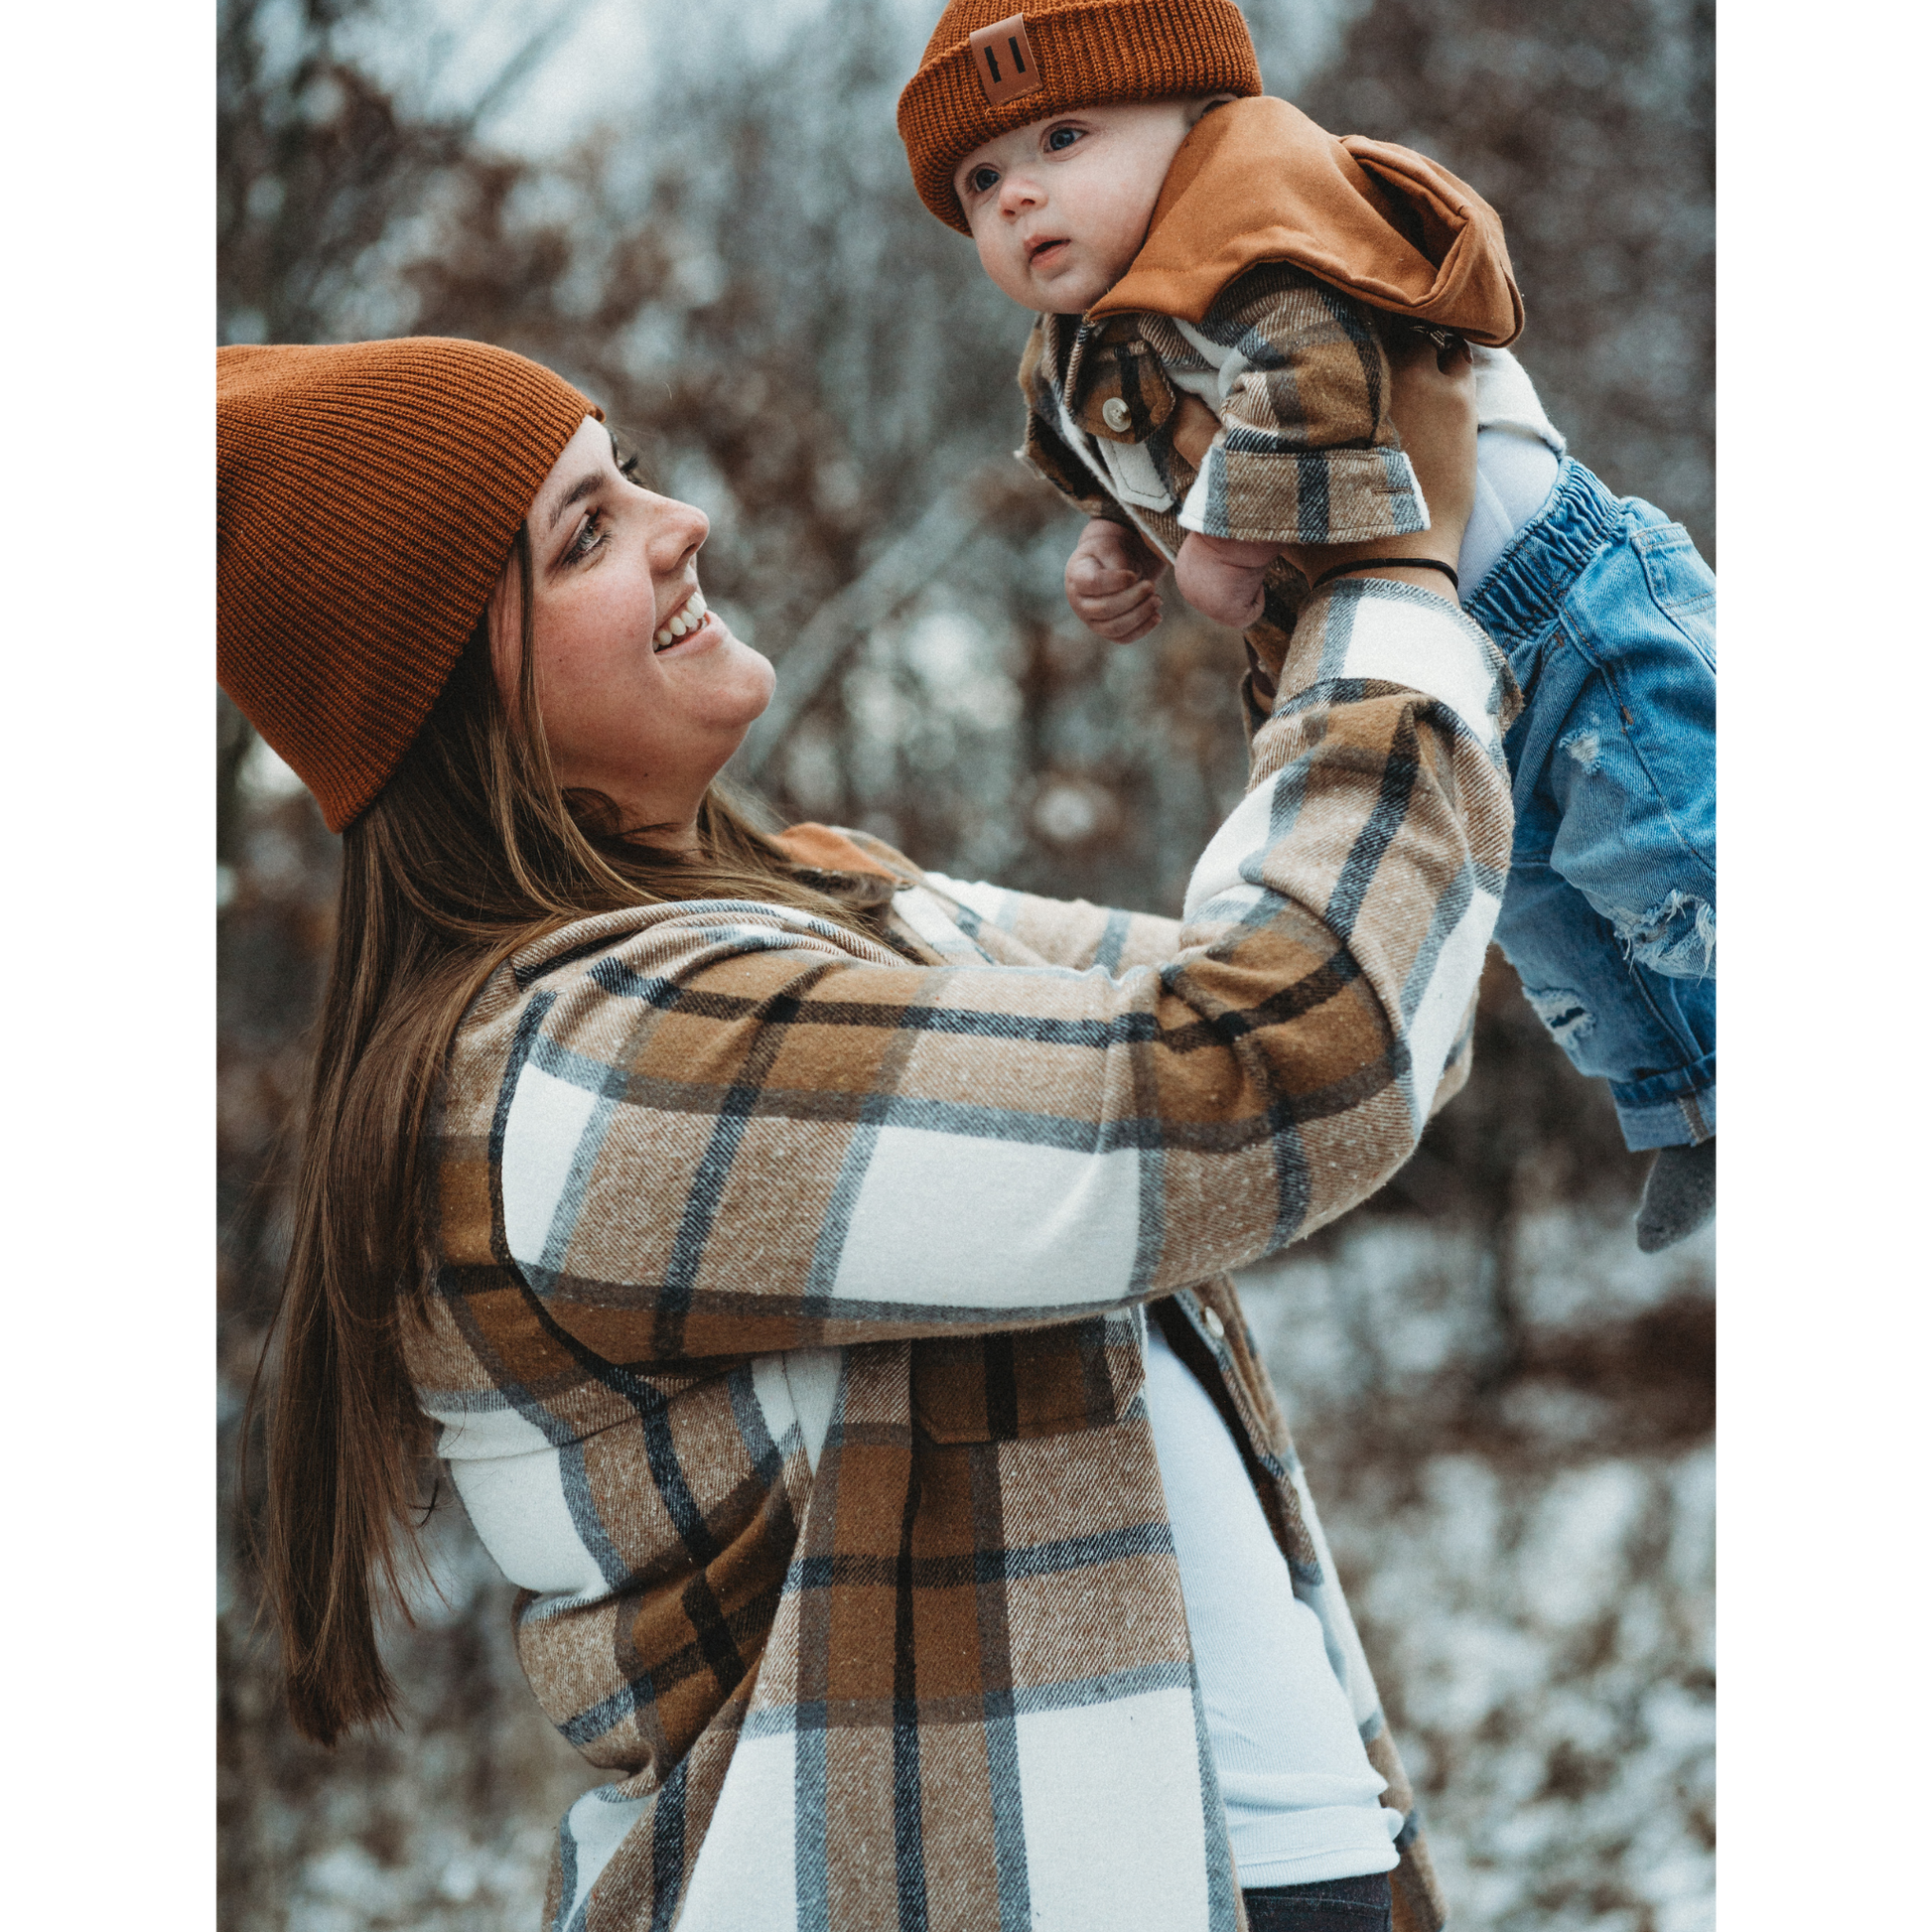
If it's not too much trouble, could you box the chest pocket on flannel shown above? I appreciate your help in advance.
[911,1313,1145,1443]
[1067,333,1180,513]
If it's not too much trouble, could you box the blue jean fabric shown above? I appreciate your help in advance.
[1464,459,1716,1151]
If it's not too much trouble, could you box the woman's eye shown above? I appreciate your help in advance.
[566,511,607,562]
[968,166,999,195]
[1045,125,1080,152]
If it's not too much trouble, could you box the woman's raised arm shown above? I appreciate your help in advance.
[427,331,1507,1362]
[451,574,1513,1362]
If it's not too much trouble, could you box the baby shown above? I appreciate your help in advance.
[897,0,1716,1248]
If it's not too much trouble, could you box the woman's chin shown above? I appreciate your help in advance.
[687,645,776,761]
[721,632,776,722]
[657,621,773,714]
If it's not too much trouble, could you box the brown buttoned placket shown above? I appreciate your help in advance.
[1019,316,1311,793]
[1041,312,1189,560]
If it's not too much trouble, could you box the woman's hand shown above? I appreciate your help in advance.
[1282,337,1479,596]
[1387,335,1479,559]
[1065,517,1166,642]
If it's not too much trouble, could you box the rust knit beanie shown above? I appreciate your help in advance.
[897,0,1263,232]
[217,337,600,832]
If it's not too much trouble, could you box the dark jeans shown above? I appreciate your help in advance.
[1241,1872,1393,1931]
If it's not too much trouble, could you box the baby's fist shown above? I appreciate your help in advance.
[1173,533,1278,631]
[1065,517,1164,643]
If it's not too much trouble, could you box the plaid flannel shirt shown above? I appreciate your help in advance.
[1020,262,1429,565]
[406,577,1518,1932]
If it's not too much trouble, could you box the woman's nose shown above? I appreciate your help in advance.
[650,493,709,569]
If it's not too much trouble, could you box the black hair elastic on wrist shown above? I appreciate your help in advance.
[1312,557,1460,593]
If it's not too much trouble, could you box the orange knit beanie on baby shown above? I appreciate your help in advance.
[897,0,1264,232]
[217,337,599,832]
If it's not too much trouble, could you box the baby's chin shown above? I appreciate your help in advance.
[1034,271,1117,315]
[1032,250,1140,316]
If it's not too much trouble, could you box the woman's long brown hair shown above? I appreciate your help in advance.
[253,528,893,1745]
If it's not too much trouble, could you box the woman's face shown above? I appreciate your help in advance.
[492,415,774,845]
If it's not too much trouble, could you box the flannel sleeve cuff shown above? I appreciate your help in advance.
[1179,441,1429,546]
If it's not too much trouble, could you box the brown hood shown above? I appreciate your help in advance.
[1089,95,1523,346]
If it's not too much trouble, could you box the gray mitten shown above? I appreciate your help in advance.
[1635,1139,1716,1252]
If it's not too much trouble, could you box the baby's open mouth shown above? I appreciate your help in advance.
[653,588,709,650]
[1029,237,1068,267]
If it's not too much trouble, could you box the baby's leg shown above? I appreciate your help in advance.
[1493,855,1716,1154]
[1476,476,1716,1238]
[1535,509,1716,991]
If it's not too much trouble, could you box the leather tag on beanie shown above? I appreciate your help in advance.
[969,14,1041,104]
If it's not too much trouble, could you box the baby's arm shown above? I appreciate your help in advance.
[1167,267,1443,627]
[1176,336,1476,629]
[1173,323,1474,628]
[1065,516,1166,643]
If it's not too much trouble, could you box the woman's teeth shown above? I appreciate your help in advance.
[653,590,708,650]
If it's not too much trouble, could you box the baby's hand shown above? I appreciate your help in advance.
[1174,533,1280,630]
[1065,517,1165,643]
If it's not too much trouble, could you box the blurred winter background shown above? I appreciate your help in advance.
[216,1,1715,1926]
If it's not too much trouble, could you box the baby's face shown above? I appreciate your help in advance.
[954,100,1209,316]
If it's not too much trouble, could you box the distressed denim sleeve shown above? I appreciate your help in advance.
[1175,263,1432,547]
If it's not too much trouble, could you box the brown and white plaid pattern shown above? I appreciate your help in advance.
[1019,260,1431,563]
[406,578,1518,1931]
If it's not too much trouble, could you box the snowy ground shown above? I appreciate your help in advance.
[1244,1208,1716,1932]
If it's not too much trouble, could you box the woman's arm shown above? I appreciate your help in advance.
[447,344,1498,1362]
[459,608,1510,1364]
[771,821,1185,972]
[916,872,1185,974]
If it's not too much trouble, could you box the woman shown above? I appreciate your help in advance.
[221,331,1508,1932]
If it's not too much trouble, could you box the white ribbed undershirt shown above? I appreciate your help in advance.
[1458,426,1561,594]
[1143,1323,1402,1887]
[1458,346,1567,596]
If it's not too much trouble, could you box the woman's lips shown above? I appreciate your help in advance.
[653,587,710,651]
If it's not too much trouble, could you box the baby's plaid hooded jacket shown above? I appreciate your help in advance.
[1021,96,1523,576]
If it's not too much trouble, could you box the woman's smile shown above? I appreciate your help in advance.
[653,585,711,651]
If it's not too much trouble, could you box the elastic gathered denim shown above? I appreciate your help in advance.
[1465,459,1716,1151]
[1242,1872,1394,1930]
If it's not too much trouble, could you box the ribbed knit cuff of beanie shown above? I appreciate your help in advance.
[897,0,1264,232]
[216,338,601,832]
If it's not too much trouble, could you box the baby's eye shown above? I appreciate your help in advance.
[966,165,1000,195]
[1045,124,1081,152]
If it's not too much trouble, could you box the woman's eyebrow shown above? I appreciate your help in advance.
[545,471,606,534]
